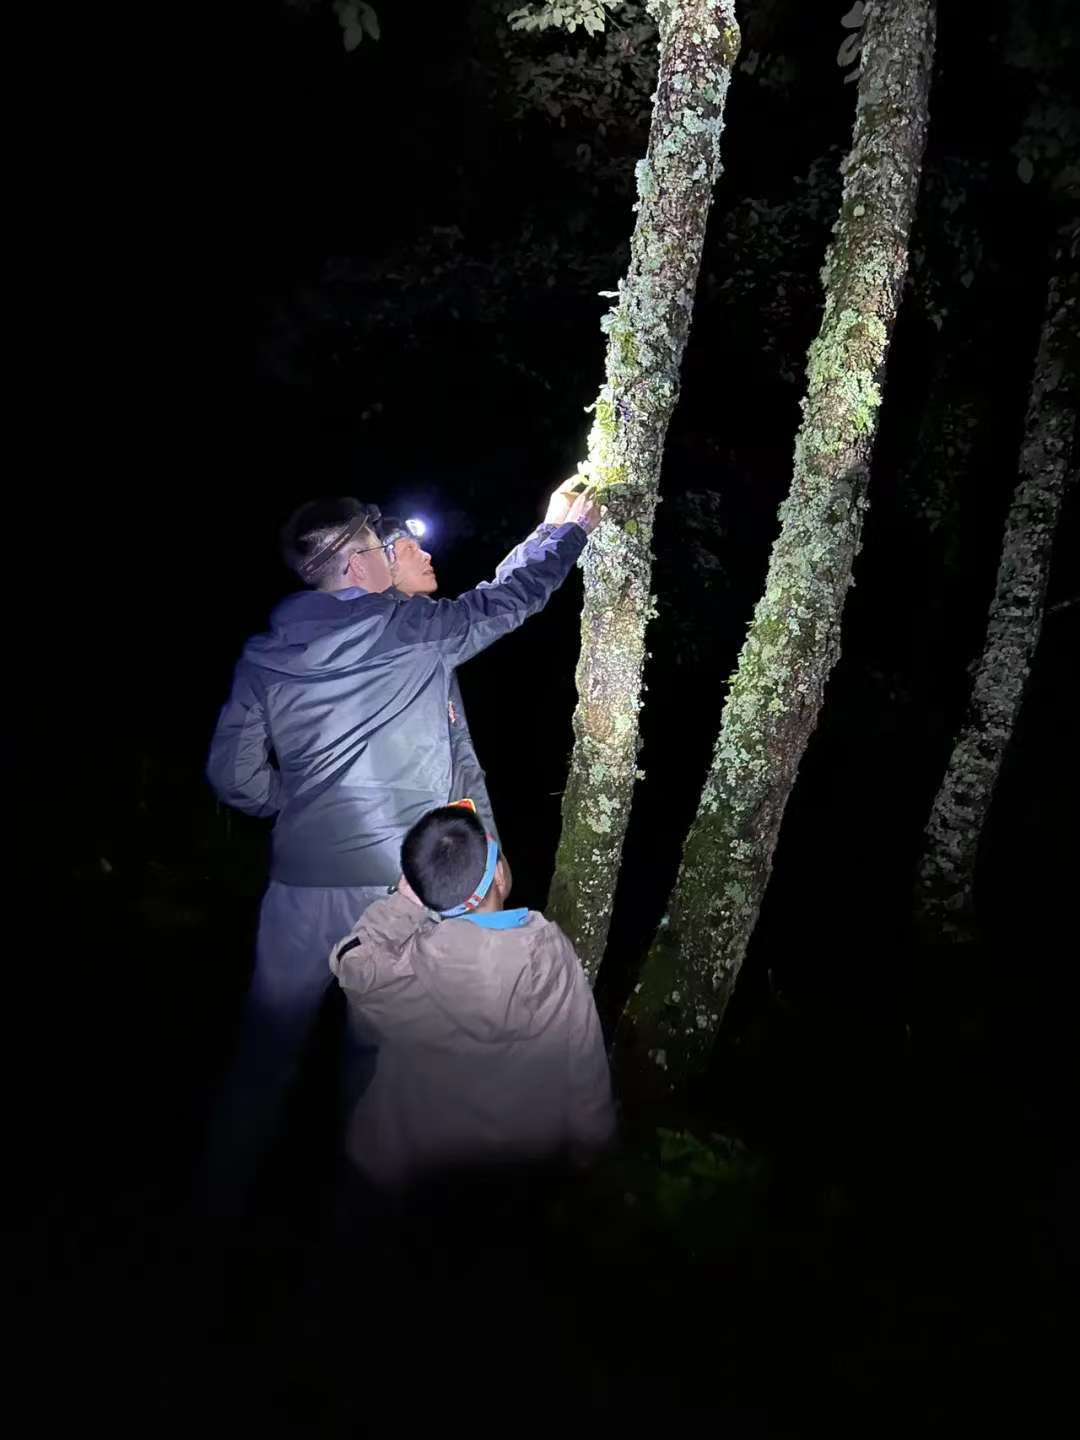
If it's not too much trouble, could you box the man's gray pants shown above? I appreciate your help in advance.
[197,880,386,1220]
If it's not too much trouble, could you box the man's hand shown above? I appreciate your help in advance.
[566,486,602,535]
[544,477,586,527]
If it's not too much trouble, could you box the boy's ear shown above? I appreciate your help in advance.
[397,872,424,908]
[496,853,512,898]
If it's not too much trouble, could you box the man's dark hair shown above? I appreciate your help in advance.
[280,497,380,587]
[401,806,489,912]
[374,514,408,544]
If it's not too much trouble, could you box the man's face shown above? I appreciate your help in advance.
[347,542,394,594]
[389,537,437,596]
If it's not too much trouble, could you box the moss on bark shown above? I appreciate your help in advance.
[915,227,1079,941]
[547,0,741,979]
[620,0,938,1079]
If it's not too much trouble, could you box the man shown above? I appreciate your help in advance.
[199,481,601,1216]
[373,512,496,841]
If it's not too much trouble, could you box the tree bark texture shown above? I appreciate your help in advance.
[546,0,741,979]
[620,0,937,1080]
[915,227,1078,941]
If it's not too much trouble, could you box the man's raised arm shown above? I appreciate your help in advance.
[385,485,602,666]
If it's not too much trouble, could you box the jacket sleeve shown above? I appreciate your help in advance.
[558,931,617,1155]
[447,673,499,843]
[386,522,588,667]
[330,891,427,989]
[206,663,282,817]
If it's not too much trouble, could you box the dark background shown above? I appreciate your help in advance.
[24,0,1077,1430]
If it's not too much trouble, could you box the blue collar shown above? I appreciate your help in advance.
[460,908,530,930]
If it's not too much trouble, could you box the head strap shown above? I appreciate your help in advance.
[297,508,380,583]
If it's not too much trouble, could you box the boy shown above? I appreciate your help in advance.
[330,805,615,1191]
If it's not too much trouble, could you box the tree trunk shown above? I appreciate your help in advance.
[915,227,1078,942]
[546,0,741,979]
[619,0,936,1081]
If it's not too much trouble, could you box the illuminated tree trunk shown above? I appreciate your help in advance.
[547,0,741,978]
[620,0,936,1080]
[915,231,1078,942]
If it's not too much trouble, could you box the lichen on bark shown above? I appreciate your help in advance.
[547,0,741,979]
[619,0,938,1078]
[915,226,1079,942]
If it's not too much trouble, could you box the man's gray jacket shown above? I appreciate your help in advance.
[207,521,586,887]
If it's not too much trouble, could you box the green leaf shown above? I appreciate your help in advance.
[343,21,364,50]
[657,1127,697,1165]
[1017,156,1035,184]
[359,3,380,40]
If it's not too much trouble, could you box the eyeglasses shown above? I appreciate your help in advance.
[341,518,428,572]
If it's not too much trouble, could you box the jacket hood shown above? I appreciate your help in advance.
[333,893,575,1043]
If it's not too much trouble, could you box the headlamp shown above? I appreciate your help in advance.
[376,515,430,551]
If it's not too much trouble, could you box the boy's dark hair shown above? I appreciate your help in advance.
[401,806,489,913]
